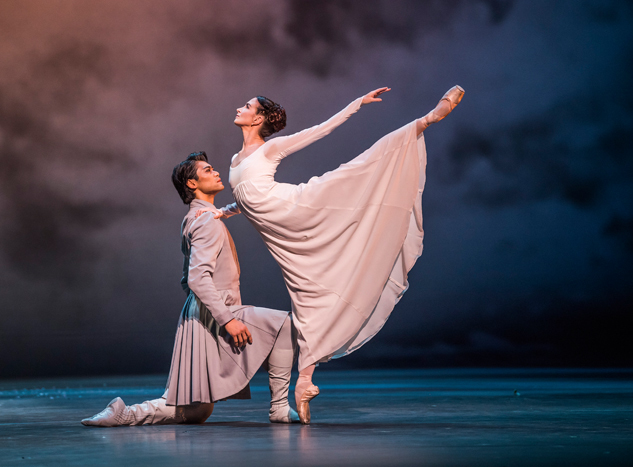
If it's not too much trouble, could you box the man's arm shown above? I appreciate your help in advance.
[187,217,252,346]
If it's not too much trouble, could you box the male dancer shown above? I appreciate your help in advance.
[82,151,299,426]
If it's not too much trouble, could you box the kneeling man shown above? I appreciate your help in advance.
[82,151,298,426]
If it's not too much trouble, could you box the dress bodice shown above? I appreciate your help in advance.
[228,96,363,196]
[228,146,277,192]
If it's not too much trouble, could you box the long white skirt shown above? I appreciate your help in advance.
[234,122,426,370]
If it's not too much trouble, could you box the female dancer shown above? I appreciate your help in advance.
[212,86,463,423]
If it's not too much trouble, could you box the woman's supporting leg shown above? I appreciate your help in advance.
[416,85,465,136]
[294,363,320,424]
[267,316,300,423]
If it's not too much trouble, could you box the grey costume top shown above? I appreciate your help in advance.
[180,199,242,326]
[165,199,289,405]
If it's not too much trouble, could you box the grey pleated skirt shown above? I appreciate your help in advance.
[165,293,289,406]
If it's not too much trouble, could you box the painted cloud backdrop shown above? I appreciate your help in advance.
[0,0,631,376]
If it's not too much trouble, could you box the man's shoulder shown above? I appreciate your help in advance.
[183,211,224,238]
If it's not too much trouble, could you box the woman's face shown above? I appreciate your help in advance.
[234,98,262,127]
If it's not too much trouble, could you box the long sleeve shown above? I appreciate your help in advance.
[220,202,241,218]
[186,217,235,327]
[263,97,363,164]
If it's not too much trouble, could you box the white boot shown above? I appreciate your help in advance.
[81,395,214,427]
[125,397,177,425]
[268,358,300,423]
[81,397,133,427]
[267,317,300,424]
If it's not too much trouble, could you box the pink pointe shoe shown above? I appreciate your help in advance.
[426,85,465,126]
[441,85,465,109]
[296,384,320,425]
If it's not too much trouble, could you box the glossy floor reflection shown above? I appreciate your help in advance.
[1,369,632,466]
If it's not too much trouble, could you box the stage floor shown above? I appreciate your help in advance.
[1,369,631,466]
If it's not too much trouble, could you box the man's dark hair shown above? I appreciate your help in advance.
[172,151,208,204]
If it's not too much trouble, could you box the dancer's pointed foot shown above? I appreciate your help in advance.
[417,85,465,134]
[269,404,300,423]
[429,85,465,124]
[296,384,319,425]
[81,397,128,427]
[441,85,465,108]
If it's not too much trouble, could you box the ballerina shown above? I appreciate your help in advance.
[209,85,464,423]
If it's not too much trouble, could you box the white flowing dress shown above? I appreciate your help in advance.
[228,97,427,371]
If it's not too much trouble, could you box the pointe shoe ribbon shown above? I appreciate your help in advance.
[297,384,319,425]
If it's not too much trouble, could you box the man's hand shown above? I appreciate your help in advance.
[224,319,253,347]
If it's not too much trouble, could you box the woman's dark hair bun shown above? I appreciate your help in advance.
[256,96,286,138]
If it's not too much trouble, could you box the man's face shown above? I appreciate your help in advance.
[188,161,224,195]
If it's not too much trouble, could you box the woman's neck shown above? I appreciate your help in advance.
[241,126,265,152]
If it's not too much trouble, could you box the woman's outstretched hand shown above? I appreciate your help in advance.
[361,87,391,106]
[195,208,224,219]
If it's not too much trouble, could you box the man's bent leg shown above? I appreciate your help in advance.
[126,395,214,425]
[82,392,214,427]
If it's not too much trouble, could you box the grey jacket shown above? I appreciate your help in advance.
[181,199,241,327]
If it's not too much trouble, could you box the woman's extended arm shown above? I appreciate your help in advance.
[220,202,241,218]
[264,87,390,163]
[195,202,241,220]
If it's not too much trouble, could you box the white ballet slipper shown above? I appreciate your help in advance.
[81,397,132,427]
[269,404,300,423]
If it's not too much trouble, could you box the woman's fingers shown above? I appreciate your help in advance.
[195,208,223,219]
[372,87,391,97]
[245,328,253,345]
[361,87,391,105]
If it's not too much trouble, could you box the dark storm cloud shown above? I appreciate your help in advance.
[440,0,633,213]
[0,40,134,284]
[183,0,515,77]
[604,216,633,253]
[339,290,633,368]
[1,184,133,284]
[446,84,633,210]
[31,42,113,110]
[2,0,633,378]
[586,0,632,23]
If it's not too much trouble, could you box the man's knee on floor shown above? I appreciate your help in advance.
[178,403,215,424]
